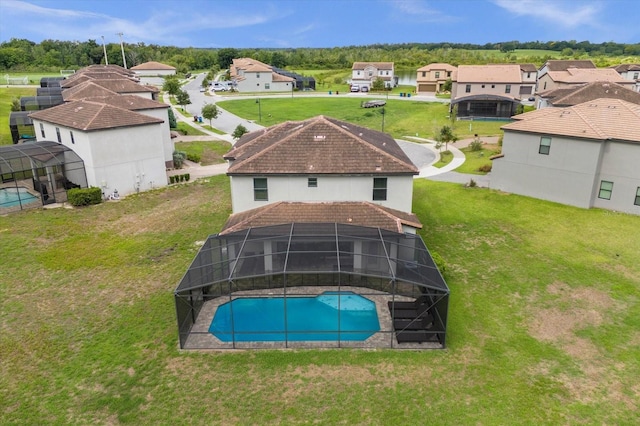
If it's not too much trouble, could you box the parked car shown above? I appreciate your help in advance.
[350,84,360,92]
[199,87,206,92]
[360,86,369,92]
[212,85,227,92]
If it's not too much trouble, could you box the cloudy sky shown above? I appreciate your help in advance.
[0,0,637,48]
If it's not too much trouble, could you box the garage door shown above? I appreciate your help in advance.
[418,83,437,93]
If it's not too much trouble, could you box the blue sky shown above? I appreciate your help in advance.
[0,0,638,48]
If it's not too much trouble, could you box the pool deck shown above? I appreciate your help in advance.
[183,286,443,350]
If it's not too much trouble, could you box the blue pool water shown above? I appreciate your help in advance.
[0,187,38,207]
[210,291,380,342]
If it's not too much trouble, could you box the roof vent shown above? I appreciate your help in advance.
[313,135,325,140]
[375,166,382,171]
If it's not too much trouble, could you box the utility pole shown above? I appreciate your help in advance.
[101,36,108,65]
[116,32,127,69]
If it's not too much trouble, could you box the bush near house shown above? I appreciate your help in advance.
[67,187,102,206]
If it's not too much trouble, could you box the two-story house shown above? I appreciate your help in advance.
[536,81,640,109]
[230,58,296,93]
[609,64,640,92]
[536,59,633,93]
[491,98,640,215]
[351,62,396,90]
[450,64,524,118]
[173,115,450,350]
[415,63,456,94]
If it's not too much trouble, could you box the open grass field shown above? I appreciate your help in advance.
[1,177,638,424]
[218,97,504,140]
[0,87,37,145]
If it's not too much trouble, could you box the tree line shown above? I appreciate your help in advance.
[1,38,638,73]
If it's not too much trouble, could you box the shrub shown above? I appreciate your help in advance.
[173,150,187,168]
[466,179,477,188]
[68,187,102,206]
[431,251,447,275]
[184,173,190,181]
[169,176,175,184]
[478,164,492,173]
[186,153,201,163]
[468,138,483,152]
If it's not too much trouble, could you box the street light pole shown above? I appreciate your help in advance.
[116,32,127,69]
[101,36,108,65]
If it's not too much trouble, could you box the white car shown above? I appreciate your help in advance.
[212,85,227,92]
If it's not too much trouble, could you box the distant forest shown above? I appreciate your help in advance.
[1,38,639,73]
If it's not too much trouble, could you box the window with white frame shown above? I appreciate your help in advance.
[55,127,61,143]
[465,84,471,93]
[505,84,511,93]
[265,83,270,89]
[373,177,387,201]
[635,187,640,206]
[253,178,268,201]
[539,136,551,155]
[435,72,440,78]
[308,177,317,188]
[598,181,613,200]
[70,131,75,144]
[39,123,45,138]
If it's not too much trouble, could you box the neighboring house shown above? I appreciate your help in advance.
[609,64,640,92]
[223,115,419,229]
[451,64,525,118]
[29,99,169,197]
[491,98,640,215]
[130,61,176,76]
[351,62,396,90]
[536,59,633,92]
[536,81,640,109]
[62,79,159,101]
[415,63,456,94]
[230,58,302,93]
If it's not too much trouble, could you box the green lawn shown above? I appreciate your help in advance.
[455,144,502,174]
[218,98,504,140]
[433,150,453,168]
[175,139,232,165]
[0,87,37,145]
[1,178,638,424]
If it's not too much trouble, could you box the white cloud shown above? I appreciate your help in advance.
[388,0,459,23]
[492,0,601,28]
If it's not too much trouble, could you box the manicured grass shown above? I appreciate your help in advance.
[433,150,453,168]
[218,98,504,140]
[455,143,502,174]
[173,122,207,136]
[0,87,37,145]
[175,139,231,165]
[1,178,638,424]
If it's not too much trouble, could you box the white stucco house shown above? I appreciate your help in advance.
[222,115,422,233]
[491,98,640,215]
[351,62,396,90]
[131,61,177,77]
[230,58,296,93]
[29,99,170,197]
[609,64,640,92]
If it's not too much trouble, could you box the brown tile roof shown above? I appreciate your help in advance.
[272,73,295,82]
[502,98,640,142]
[131,61,176,70]
[546,81,640,107]
[417,63,456,72]
[91,79,159,94]
[456,64,522,83]
[519,63,538,72]
[62,81,119,101]
[225,115,418,175]
[547,68,630,85]
[29,99,163,131]
[79,64,137,76]
[231,58,272,75]
[352,62,394,70]
[220,201,423,235]
[542,60,596,72]
[82,94,169,111]
[609,63,640,72]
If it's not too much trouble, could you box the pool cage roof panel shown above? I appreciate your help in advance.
[0,141,83,174]
[175,222,449,294]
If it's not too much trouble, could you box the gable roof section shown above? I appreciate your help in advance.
[29,99,163,131]
[90,79,159,94]
[547,81,640,106]
[62,81,120,101]
[417,63,456,72]
[609,63,640,73]
[220,201,423,235]
[456,64,522,83]
[82,94,169,111]
[131,61,176,70]
[502,98,640,142]
[225,115,418,175]
[547,68,630,85]
[352,62,394,70]
[542,60,596,72]
[519,63,538,72]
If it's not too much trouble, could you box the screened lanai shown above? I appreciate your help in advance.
[0,141,87,212]
[175,223,449,350]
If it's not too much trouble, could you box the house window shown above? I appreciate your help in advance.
[357,71,361,75]
[505,84,511,93]
[253,178,268,201]
[308,177,317,188]
[256,73,260,78]
[481,84,485,88]
[539,137,551,155]
[491,84,495,88]
[543,82,547,90]
[368,71,373,77]
[39,123,45,138]
[422,71,426,77]
[447,71,451,77]
[435,72,440,78]
[55,127,61,143]
[373,177,387,201]
[265,83,270,89]
[386,71,389,75]
[527,72,531,78]
[598,181,613,200]
[70,131,75,144]
[634,72,639,80]
[635,187,640,206]
[465,84,471,93]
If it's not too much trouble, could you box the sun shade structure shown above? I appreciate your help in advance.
[0,141,87,211]
[175,223,449,350]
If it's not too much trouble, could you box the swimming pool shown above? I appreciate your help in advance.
[210,291,380,342]
[0,187,38,208]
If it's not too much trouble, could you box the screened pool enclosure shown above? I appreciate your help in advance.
[175,223,449,350]
[0,141,87,212]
